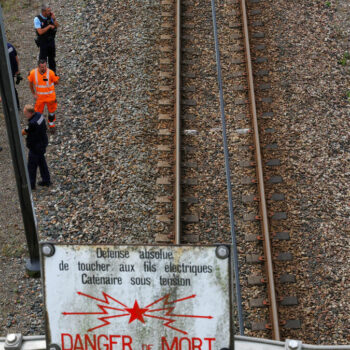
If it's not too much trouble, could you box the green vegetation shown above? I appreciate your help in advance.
[1,242,26,257]
[325,1,331,7]
[339,52,350,66]
[346,91,350,102]
[0,0,16,11]
[0,0,30,12]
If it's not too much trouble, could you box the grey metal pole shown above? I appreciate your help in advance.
[210,0,244,335]
[0,6,40,276]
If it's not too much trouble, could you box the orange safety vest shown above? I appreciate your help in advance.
[30,68,57,101]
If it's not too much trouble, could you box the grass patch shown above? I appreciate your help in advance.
[1,242,27,257]
[0,0,17,12]
[339,52,350,66]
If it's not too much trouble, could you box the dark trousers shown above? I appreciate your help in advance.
[28,150,50,189]
[39,43,56,73]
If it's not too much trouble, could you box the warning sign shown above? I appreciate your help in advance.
[41,244,232,350]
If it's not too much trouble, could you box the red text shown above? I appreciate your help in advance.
[61,333,132,350]
[161,337,216,350]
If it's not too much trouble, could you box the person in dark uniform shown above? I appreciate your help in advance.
[34,4,59,73]
[22,104,51,190]
[7,42,22,110]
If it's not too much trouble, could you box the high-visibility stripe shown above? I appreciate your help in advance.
[37,115,45,125]
[37,91,54,95]
[34,68,54,94]
[34,69,38,93]
[36,83,54,88]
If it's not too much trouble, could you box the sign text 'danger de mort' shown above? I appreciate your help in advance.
[41,244,232,350]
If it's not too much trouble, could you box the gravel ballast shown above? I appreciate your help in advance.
[0,0,349,344]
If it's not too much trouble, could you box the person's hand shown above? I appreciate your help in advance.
[50,12,56,20]
[49,24,55,29]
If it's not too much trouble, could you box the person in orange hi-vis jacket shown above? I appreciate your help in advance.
[28,58,59,134]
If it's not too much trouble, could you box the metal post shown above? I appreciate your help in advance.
[175,0,181,244]
[0,6,40,276]
[210,0,244,335]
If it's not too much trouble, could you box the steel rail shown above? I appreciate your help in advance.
[175,0,181,244]
[239,0,280,340]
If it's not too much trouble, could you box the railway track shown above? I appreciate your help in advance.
[155,0,301,340]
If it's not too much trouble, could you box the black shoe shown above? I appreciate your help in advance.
[0,147,2,152]
[38,181,52,187]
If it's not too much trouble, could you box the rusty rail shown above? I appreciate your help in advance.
[239,0,280,340]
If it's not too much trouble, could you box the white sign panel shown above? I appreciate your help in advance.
[41,244,232,350]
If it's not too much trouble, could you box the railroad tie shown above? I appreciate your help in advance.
[182,23,195,29]
[159,85,172,92]
[275,252,293,261]
[156,176,172,185]
[158,113,172,120]
[255,44,266,51]
[242,194,258,203]
[156,196,172,203]
[259,83,271,90]
[182,161,197,168]
[182,234,199,243]
[270,212,287,220]
[241,177,257,184]
[160,71,172,78]
[247,275,266,286]
[181,197,198,204]
[157,144,172,152]
[157,161,172,168]
[160,58,172,64]
[158,128,173,136]
[261,97,273,103]
[182,178,198,185]
[264,127,275,134]
[272,231,290,240]
[280,296,298,306]
[155,234,172,243]
[261,111,274,118]
[252,32,265,39]
[156,215,172,223]
[239,160,255,167]
[161,22,172,28]
[251,9,262,15]
[182,214,199,223]
[279,274,296,284]
[158,99,173,106]
[160,46,173,53]
[256,57,268,64]
[256,69,269,76]
[265,143,278,150]
[243,213,260,222]
[266,159,281,166]
[182,86,195,92]
[283,320,301,329]
[252,21,264,27]
[249,297,267,308]
[246,254,263,264]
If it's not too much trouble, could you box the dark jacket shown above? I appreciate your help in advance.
[25,112,48,154]
[36,14,56,45]
[7,43,18,77]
